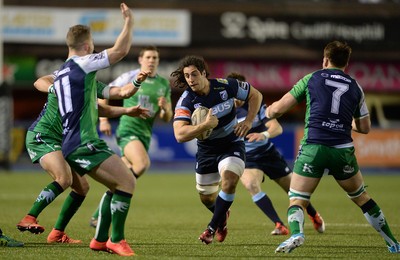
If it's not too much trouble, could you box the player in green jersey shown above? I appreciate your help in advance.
[18,70,149,245]
[269,41,399,254]
[90,45,172,228]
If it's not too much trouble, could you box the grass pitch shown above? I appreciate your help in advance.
[0,169,399,259]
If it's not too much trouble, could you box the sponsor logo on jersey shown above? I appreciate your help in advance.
[211,100,232,115]
[216,78,228,84]
[331,74,351,83]
[219,90,228,101]
[322,118,344,130]
[194,103,203,109]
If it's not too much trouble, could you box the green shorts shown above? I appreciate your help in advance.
[117,134,150,156]
[65,139,115,176]
[25,131,62,164]
[293,144,359,180]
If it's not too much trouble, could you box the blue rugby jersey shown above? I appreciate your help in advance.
[290,68,369,147]
[174,78,250,148]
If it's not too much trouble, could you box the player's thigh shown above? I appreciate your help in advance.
[70,170,90,195]
[123,140,150,169]
[40,150,72,182]
[240,168,264,189]
[290,172,321,194]
[90,154,135,192]
[335,170,365,193]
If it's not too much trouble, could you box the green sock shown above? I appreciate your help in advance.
[363,201,398,246]
[287,205,304,235]
[92,207,100,219]
[28,181,64,217]
[54,191,85,231]
[110,190,132,243]
[95,191,113,242]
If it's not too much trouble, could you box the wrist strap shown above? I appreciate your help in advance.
[132,79,141,88]
[48,84,55,94]
[261,131,270,139]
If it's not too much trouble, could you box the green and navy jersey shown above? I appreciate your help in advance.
[174,78,250,148]
[28,93,63,142]
[290,68,369,147]
[236,101,273,154]
[111,69,171,142]
[53,51,112,156]
[29,79,111,148]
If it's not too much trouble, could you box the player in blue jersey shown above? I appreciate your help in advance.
[51,3,141,256]
[227,72,325,236]
[268,41,400,254]
[172,55,263,244]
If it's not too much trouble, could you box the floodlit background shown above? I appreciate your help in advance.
[1,0,400,171]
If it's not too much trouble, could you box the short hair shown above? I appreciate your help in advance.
[324,41,352,68]
[66,25,91,50]
[226,72,246,81]
[170,55,210,88]
[139,45,159,57]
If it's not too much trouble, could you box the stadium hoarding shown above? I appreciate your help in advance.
[3,6,191,46]
[191,11,399,52]
[4,56,400,93]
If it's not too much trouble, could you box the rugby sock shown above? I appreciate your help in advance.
[54,191,85,231]
[92,207,100,219]
[95,191,113,242]
[208,191,234,231]
[28,181,64,217]
[253,192,283,224]
[110,190,132,242]
[306,203,317,217]
[287,205,304,235]
[361,199,398,246]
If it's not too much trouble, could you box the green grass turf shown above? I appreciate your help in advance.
[0,170,399,259]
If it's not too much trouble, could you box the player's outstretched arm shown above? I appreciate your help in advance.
[98,103,150,119]
[106,3,134,65]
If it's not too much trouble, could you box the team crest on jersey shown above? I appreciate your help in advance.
[219,90,228,101]
[216,78,228,84]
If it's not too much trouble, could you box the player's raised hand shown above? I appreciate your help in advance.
[120,3,133,23]
[136,70,151,84]
[126,105,151,119]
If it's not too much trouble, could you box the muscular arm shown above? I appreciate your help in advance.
[234,86,263,138]
[106,3,133,65]
[98,103,150,119]
[266,92,298,119]
[352,116,371,134]
[173,109,218,143]
[34,75,54,93]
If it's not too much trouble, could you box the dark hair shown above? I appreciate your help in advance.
[226,72,246,81]
[170,55,210,88]
[139,45,159,57]
[324,41,352,68]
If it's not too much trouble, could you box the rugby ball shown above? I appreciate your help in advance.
[191,106,213,140]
